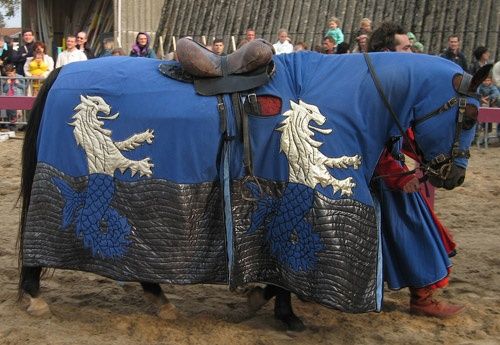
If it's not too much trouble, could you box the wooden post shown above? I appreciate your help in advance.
[231,36,236,52]
[158,36,164,59]
[172,36,177,52]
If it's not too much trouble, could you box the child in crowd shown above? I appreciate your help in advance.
[478,73,499,108]
[477,72,499,141]
[325,17,344,45]
[26,51,49,96]
[2,64,25,130]
[356,18,372,36]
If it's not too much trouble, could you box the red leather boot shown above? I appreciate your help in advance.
[409,286,464,318]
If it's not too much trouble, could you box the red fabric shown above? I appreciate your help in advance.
[375,148,416,190]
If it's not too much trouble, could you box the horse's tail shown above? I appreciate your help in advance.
[18,67,62,299]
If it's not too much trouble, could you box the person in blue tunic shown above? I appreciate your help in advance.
[370,22,464,318]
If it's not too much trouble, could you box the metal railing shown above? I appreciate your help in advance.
[0,76,41,127]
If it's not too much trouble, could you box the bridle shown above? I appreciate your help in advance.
[363,53,477,181]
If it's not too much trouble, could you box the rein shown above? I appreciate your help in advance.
[363,53,473,181]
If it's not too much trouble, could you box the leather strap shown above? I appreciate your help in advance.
[363,53,421,163]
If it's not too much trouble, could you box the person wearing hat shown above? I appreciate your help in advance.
[470,46,492,75]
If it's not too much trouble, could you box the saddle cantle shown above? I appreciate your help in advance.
[159,38,275,96]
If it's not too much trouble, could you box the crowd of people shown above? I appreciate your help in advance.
[0,30,157,130]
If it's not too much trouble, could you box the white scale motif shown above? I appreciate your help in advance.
[277,100,362,196]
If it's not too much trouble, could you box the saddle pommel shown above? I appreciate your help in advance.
[176,38,275,78]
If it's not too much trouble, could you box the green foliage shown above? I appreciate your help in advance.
[0,0,20,17]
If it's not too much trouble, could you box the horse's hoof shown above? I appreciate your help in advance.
[157,302,178,320]
[275,313,306,332]
[247,286,268,313]
[26,297,50,317]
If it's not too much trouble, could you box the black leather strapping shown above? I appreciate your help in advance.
[363,53,422,163]
[231,92,254,176]
[216,95,227,134]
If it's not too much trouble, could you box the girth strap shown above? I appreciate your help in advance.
[231,92,255,176]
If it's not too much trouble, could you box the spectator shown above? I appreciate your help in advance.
[11,29,36,76]
[238,28,256,48]
[1,64,25,131]
[356,18,372,37]
[273,29,293,55]
[24,42,54,96]
[407,32,416,45]
[368,22,412,52]
[325,17,344,45]
[211,38,225,56]
[0,36,14,74]
[411,41,424,53]
[477,72,499,108]
[76,31,95,59]
[493,61,500,88]
[294,42,308,51]
[470,46,492,75]
[55,35,88,68]
[322,36,336,54]
[440,35,468,72]
[352,34,368,53]
[405,32,425,53]
[336,42,350,54]
[129,32,156,58]
[112,48,126,56]
[99,37,115,57]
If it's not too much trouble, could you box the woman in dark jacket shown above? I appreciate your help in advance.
[129,32,156,58]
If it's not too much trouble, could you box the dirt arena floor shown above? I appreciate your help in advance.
[1,134,499,345]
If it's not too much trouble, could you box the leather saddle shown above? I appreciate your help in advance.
[159,38,275,96]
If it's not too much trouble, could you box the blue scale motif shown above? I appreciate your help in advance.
[53,174,131,258]
[246,182,323,272]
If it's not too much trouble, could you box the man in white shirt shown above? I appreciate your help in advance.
[56,35,87,68]
[272,29,293,55]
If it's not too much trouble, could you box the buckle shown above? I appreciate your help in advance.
[458,97,467,108]
[432,154,448,165]
[447,98,457,108]
[247,93,257,104]
[217,102,225,112]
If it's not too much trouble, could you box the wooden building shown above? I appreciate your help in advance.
[21,0,498,62]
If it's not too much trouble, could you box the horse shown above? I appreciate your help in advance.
[18,46,488,331]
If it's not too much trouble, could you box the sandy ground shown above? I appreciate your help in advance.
[0,134,499,345]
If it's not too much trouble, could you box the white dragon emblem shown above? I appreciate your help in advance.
[277,100,361,196]
[70,95,154,177]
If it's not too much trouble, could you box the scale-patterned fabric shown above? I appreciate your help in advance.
[24,53,471,312]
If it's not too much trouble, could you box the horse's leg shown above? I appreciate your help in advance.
[247,284,278,312]
[140,282,178,320]
[247,284,306,331]
[274,286,306,332]
[20,266,50,316]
